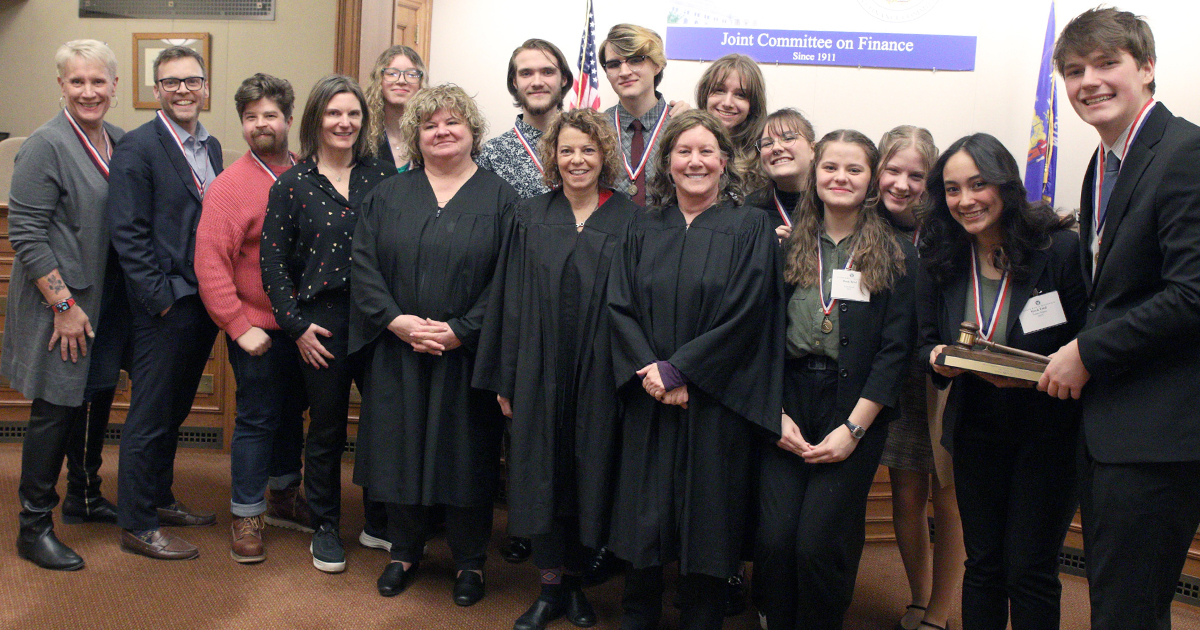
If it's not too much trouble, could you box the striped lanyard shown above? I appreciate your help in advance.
[249,150,296,181]
[614,106,668,183]
[158,110,207,194]
[817,240,856,318]
[63,109,112,179]
[513,124,543,174]
[1093,99,1155,235]
[772,190,793,228]
[970,246,1010,342]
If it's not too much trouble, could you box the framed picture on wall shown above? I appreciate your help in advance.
[132,33,212,110]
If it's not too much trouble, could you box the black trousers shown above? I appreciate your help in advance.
[953,430,1077,630]
[296,291,381,532]
[755,364,887,630]
[530,512,587,572]
[386,503,492,571]
[117,294,217,531]
[621,565,726,630]
[1080,447,1200,630]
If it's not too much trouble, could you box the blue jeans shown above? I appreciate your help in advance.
[227,330,307,517]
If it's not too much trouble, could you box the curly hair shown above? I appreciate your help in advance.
[646,109,744,208]
[921,133,1074,286]
[784,129,906,293]
[538,108,621,191]
[364,45,426,157]
[398,84,488,167]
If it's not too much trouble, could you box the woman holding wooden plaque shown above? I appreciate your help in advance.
[917,133,1086,630]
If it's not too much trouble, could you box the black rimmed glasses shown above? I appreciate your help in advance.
[756,133,802,152]
[157,76,206,92]
[602,55,649,73]
[382,68,424,83]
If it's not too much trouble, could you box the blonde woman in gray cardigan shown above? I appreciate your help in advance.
[3,39,126,571]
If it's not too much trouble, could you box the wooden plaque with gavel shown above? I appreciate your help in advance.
[933,322,1050,383]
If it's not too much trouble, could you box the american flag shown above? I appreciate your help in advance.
[567,0,601,110]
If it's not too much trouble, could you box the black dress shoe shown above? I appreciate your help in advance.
[156,501,216,527]
[514,596,566,630]
[582,546,622,587]
[17,528,84,571]
[566,588,598,627]
[62,495,118,524]
[453,570,486,606]
[724,573,747,617]
[501,536,532,564]
[377,562,418,597]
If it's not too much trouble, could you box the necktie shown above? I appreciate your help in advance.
[1098,150,1120,228]
[630,119,645,206]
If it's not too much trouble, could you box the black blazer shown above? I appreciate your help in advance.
[918,230,1086,451]
[1075,103,1200,464]
[786,236,918,433]
[108,115,223,317]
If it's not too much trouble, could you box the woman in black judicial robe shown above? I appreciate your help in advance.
[349,85,517,605]
[474,108,638,630]
[607,110,784,630]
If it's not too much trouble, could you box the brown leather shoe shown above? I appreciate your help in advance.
[156,501,216,527]
[120,529,199,560]
[265,486,314,533]
[230,515,266,563]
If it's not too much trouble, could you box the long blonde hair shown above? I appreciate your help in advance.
[784,129,906,293]
[364,45,426,157]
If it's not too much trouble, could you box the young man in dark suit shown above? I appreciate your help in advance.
[107,46,223,560]
[1039,7,1200,628]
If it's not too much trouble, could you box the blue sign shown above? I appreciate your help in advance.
[665,26,976,71]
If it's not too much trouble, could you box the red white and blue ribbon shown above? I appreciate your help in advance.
[772,191,793,228]
[513,125,544,174]
[1093,98,1155,235]
[63,109,111,179]
[970,246,1011,342]
[614,106,668,183]
[157,110,207,194]
[817,242,856,318]
[249,150,296,182]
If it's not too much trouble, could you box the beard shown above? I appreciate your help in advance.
[250,130,286,156]
[518,89,563,117]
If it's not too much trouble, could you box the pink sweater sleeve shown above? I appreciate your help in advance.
[196,176,254,340]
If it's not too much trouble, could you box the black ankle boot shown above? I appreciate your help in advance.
[61,494,118,524]
[17,512,84,571]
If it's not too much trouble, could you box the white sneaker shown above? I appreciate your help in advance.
[358,529,392,551]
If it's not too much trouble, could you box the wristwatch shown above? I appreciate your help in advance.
[50,297,75,313]
[843,419,866,439]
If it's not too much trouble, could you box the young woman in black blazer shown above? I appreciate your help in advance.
[917,133,1086,630]
[756,129,916,630]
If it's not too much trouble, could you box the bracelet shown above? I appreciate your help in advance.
[49,297,75,313]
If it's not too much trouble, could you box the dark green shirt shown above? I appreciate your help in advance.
[786,232,855,359]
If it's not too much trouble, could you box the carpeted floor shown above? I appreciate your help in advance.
[0,443,1197,630]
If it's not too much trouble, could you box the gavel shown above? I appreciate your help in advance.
[955,321,1050,364]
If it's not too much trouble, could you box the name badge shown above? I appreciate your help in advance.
[831,269,870,302]
[1018,290,1067,333]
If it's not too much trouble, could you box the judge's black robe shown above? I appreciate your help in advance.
[474,189,639,545]
[350,167,517,507]
[607,200,784,578]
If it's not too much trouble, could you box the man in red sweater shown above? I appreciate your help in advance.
[196,73,310,563]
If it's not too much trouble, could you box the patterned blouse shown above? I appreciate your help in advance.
[261,156,395,339]
[476,114,549,200]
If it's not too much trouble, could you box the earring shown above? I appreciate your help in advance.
[59,96,65,108]
[111,94,119,109]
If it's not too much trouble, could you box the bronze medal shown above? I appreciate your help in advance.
[821,316,833,334]
[628,182,638,196]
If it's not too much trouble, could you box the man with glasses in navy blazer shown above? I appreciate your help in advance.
[107,45,222,561]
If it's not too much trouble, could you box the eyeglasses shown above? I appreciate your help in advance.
[602,55,650,73]
[382,68,424,83]
[157,76,205,92]
[756,133,802,152]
